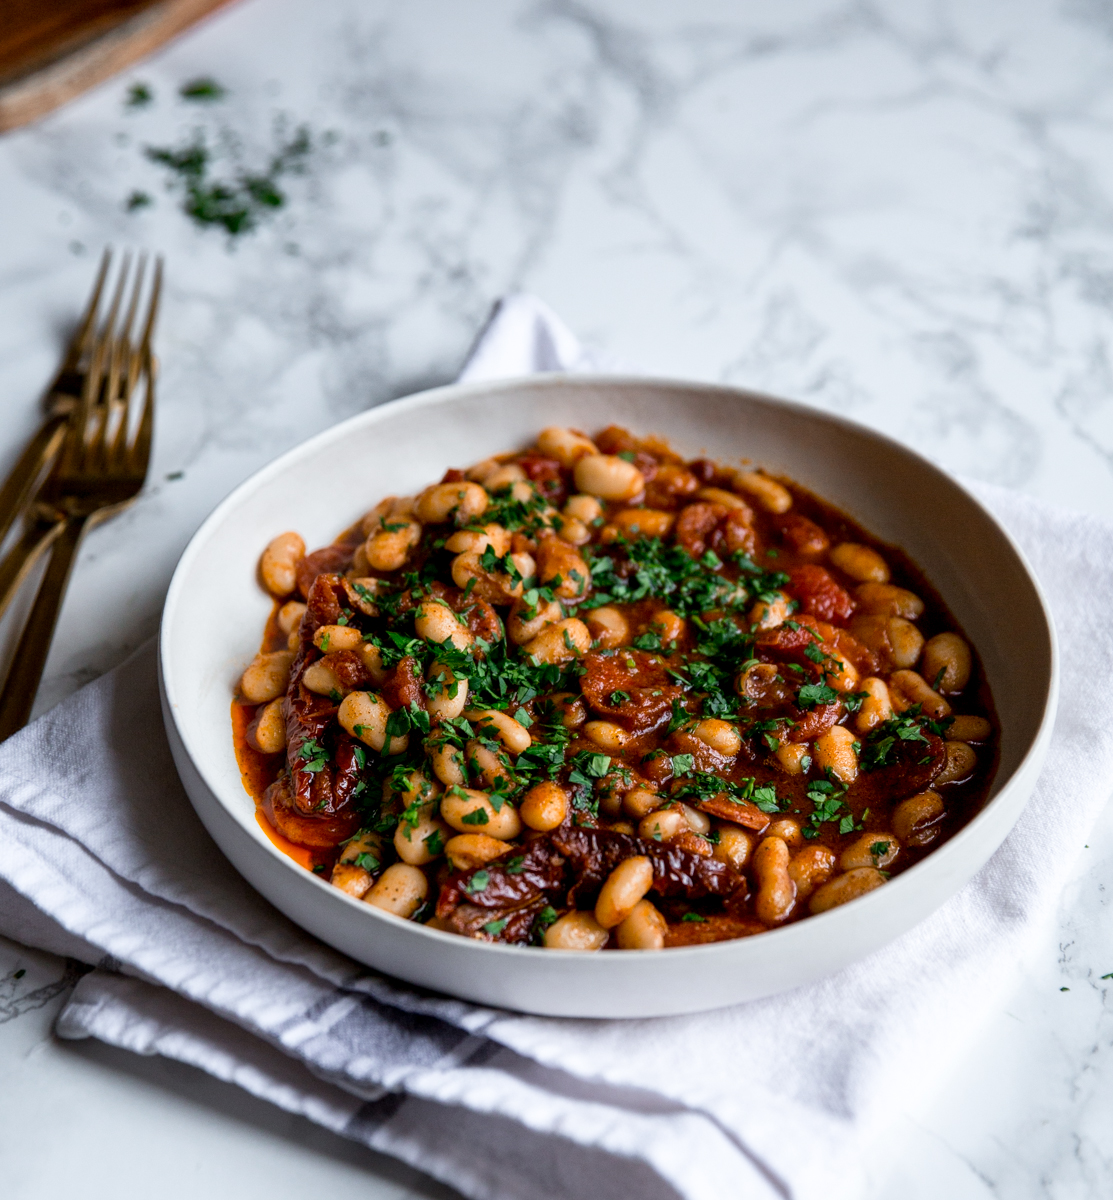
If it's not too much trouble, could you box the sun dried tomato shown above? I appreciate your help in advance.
[443,899,549,943]
[436,827,746,921]
[380,655,423,711]
[263,772,361,848]
[517,454,567,504]
[296,546,355,599]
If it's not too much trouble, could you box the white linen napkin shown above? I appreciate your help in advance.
[1,292,1110,1200]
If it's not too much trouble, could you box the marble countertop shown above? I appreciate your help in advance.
[2,0,1112,1195]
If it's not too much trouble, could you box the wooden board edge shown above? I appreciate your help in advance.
[0,0,237,134]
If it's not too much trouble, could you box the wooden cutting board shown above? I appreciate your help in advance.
[0,0,237,133]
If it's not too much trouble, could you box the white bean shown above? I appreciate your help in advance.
[439,787,522,840]
[444,523,511,557]
[520,781,569,831]
[830,542,889,583]
[313,624,362,653]
[427,663,469,721]
[465,709,532,754]
[921,632,972,693]
[246,698,286,754]
[814,724,858,784]
[573,454,645,502]
[731,471,792,513]
[537,426,598,467]
[595,856,655,929]
[415,481,488,525]
[690,718,741,756]
[240,651,294,704]
[543,911,609,950]
[564,493,604,523]
[809,867,885,913]
[507,597,562,646]
[524,618,591,664]
[260,531,305,597]
[854,677,893,734]
[582,720,631,752]
[414,599,473,650]
[363,863,428,919]
[585,605,630,649]
[615,899,667,950]
[752,836,796,925]
[889,670,951,719]
[337,691,408,754]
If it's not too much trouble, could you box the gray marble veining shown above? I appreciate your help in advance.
[1,1,1111,1197]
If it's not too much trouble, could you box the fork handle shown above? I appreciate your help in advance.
[0,517,88,740]
[0,413,69,550]
[0,516,67,628]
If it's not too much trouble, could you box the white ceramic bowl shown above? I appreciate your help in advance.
[159,376,1057,1018]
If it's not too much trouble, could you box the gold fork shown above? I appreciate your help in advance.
[0,255,161,738]
[0,251,112,553]
[0,251,158,624]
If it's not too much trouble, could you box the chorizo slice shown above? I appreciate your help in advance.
[579,648,684,732]
[785,565,855,623]
[664,914,765,947]
[851,732,947,804]
[696,793,771,832]
[772,513,830,556]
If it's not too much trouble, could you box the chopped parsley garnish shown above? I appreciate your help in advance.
[298,739,329,773]
[680,912,707,923]
[568,751,612,789]
[180,77,226,101]
[126,82,154,109]
[670,753,695,777]
[531,905,560,943]
[796,681,840,709]
[672,771,779,813]
[465,870,490,894]
[483,917,510,937]
[143,123,313,237]
[587,536,748,618]
[353,852,380,873]
[859,706,950,769]
[803,777,856,838]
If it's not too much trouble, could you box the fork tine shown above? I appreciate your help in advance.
[60,248,112,372]
[129,348,157,472]
[137,256,163,357]
[106,254,148,465]
[120,258,162,464]
[102,252,137,411]
[75,251,131,465]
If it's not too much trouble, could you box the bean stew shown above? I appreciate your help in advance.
[233,425,998,951]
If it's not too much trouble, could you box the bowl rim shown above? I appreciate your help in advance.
[160,372,1060,965]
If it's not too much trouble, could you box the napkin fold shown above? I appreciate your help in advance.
[1,292,1110,1200]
